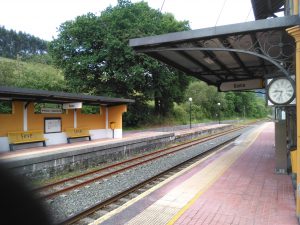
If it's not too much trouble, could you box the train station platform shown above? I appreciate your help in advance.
[91,122,298,225]
[0,123,232,180]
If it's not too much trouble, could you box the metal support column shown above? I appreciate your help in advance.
[274,108,288,174]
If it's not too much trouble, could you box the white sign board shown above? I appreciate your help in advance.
[41,108,63,114]
[63,102,82,109]
[44,118,61,133]
[220,79,263,92]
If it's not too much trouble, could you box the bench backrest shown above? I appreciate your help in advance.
[8,130,45,143]
[65,128,90,137]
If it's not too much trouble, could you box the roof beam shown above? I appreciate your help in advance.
[146,51,215,85]
[146,52,194,75]
[200,50,238,79]
[218,37,253,76]
[174,50,217,75]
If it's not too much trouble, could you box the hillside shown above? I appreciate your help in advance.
[0,57,67,91]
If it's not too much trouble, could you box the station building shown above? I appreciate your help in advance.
[0,86,134,152]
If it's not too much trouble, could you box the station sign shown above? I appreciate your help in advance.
[41,108,63,114]
[219,79,263,92]
[63,102,82,109]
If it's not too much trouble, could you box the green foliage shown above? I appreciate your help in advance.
[49,1,190,125]
[123,96,153,127]
[180,81,269,122]
[172,103,188,124]
[0,57,67,91]
[21,54,54,65]
[185,81,225,118]
[0,26,48,59]
[81,105,100,114]
[0,101,12,114]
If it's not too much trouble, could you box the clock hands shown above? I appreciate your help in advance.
[267,78,295,105]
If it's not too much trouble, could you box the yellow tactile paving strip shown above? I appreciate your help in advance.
[90,141,232,225]
[91,124,266,225]
[124,124,266,225]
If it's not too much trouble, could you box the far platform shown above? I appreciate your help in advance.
[0,123,232,180]
[92,122,298,225]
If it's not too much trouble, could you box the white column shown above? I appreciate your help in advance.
[23,102,28,131]
[74,109,77,128]
[105,107,108,129]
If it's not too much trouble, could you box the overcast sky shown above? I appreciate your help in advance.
[0,0,255,41]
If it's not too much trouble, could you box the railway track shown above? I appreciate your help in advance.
[57,126,246,225]
[35,124,253,224]
[35,126,244,200]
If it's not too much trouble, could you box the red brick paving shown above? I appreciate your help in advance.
[174,123,298,225]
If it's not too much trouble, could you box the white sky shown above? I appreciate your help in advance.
[0,0,255,41]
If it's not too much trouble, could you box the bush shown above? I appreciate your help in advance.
[172,103,187,124]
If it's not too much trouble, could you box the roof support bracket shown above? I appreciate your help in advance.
[24,101,31,109]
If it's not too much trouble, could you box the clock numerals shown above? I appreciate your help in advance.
[267,78,295,105]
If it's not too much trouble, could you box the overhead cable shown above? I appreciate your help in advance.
[160,0,166,11]
[215,0,228,26]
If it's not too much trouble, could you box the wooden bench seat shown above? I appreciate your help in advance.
[65,128,91,143]
[8,130,46,151]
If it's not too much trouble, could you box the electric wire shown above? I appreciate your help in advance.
[160,0,166,11]
[215,0,228,26]
[245,7,252,22]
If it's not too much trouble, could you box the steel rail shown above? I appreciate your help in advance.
[37,126,245,199]
[57,129,243,225]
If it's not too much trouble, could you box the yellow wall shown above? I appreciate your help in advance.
[0,102,127,137]
[27,103,74,131]
[293,0,299,15]
[77,106,106,129]
[0,101,23,136]
[108,105,127,129]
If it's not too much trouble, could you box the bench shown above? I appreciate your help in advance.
[8,130,46,151]
[65,128,91,143]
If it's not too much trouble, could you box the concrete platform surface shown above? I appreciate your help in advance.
[91,122,297,225]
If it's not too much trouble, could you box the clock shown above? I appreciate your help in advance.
[266,77,295,105]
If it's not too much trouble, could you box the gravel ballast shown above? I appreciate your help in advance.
[46,127,251,224]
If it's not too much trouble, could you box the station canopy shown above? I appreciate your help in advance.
[129,15,300,89]
[0,86,134,106]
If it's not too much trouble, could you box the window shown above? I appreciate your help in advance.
[0,101,12,114]
[81,105,100,114]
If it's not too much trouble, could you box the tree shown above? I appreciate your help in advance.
[185,81,226,119]
[49,0,190,123]
[184,80,269,120]
[0,58,66,91]
[0,26,48,59]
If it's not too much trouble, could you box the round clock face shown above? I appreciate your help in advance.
[267,78,295,105]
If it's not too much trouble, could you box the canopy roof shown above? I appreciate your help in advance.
[0,86,134,106]
[130,16,299,88]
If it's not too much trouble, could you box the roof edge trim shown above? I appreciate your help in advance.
[129,16,300,48]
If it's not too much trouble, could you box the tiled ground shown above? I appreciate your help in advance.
[173,122,297,225]
[93,122,296,225]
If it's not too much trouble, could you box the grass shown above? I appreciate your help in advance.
[0,57,66,91]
